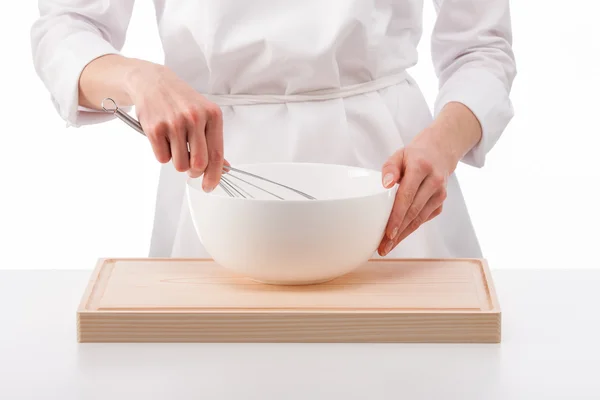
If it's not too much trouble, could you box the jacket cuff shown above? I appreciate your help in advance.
[433,67,514,168]
[44,30,122,127]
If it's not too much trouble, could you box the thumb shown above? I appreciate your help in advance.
[381,149,404,188]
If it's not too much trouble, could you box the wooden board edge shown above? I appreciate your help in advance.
[77,312,501,343]
[76,258,109,313]
[478,258,501,313]
[77,308,499,315]
[367,257,484,262]
[84,257,485,264]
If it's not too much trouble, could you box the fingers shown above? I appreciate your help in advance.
[380,207,435,255]
[397,175,446,233]
[384,160,428,240]
[145,111,190,172]
[381,149,403,188]
[142,100,224,193]
[169,115,191,172]
[427,205,443,222]
[145,121,171,164]
[398,192,445,239]
[187,105,208,179]
[201,105,224,191]
[378,199,444,257]
[392,202,444,247]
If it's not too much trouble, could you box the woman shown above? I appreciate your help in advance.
[30,1,515,259]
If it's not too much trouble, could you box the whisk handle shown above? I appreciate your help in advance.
[102,98,146,137]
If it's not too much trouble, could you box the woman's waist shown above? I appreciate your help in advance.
[199,71,412,107]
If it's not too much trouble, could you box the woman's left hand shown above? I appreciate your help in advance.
[377,129,458,256]
[377,102,483,256]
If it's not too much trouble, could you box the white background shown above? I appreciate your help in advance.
[1,1,598,271]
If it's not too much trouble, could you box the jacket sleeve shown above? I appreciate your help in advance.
[30,1,136,127]
[431,0,517,167]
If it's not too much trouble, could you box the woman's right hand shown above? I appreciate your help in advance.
[124,61,225,192]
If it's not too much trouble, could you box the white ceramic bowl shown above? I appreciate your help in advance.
[186,162,397,285]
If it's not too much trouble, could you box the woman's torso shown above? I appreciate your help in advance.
[145,0,483,260]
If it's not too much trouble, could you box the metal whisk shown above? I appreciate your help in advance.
[102,98,316,200]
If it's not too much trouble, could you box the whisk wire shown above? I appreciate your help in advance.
[223,172,284,200]
[220,175,255,199]
[219,177,240,198]
[223,165,316,200]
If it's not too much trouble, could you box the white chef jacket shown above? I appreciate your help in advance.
[30,0,516,259]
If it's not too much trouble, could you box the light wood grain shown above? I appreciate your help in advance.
[77,258,501,343]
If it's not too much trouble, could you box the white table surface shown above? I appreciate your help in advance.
[1,269,599,400]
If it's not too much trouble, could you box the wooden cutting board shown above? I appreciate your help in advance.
[77,258,500,343]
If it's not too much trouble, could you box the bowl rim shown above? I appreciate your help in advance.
[186,161,398,204]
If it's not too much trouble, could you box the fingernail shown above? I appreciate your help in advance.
[384,240,394,255]
[383,173,395,187]
[390,226,399,240]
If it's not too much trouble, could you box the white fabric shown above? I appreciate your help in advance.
[31,0,516,259]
